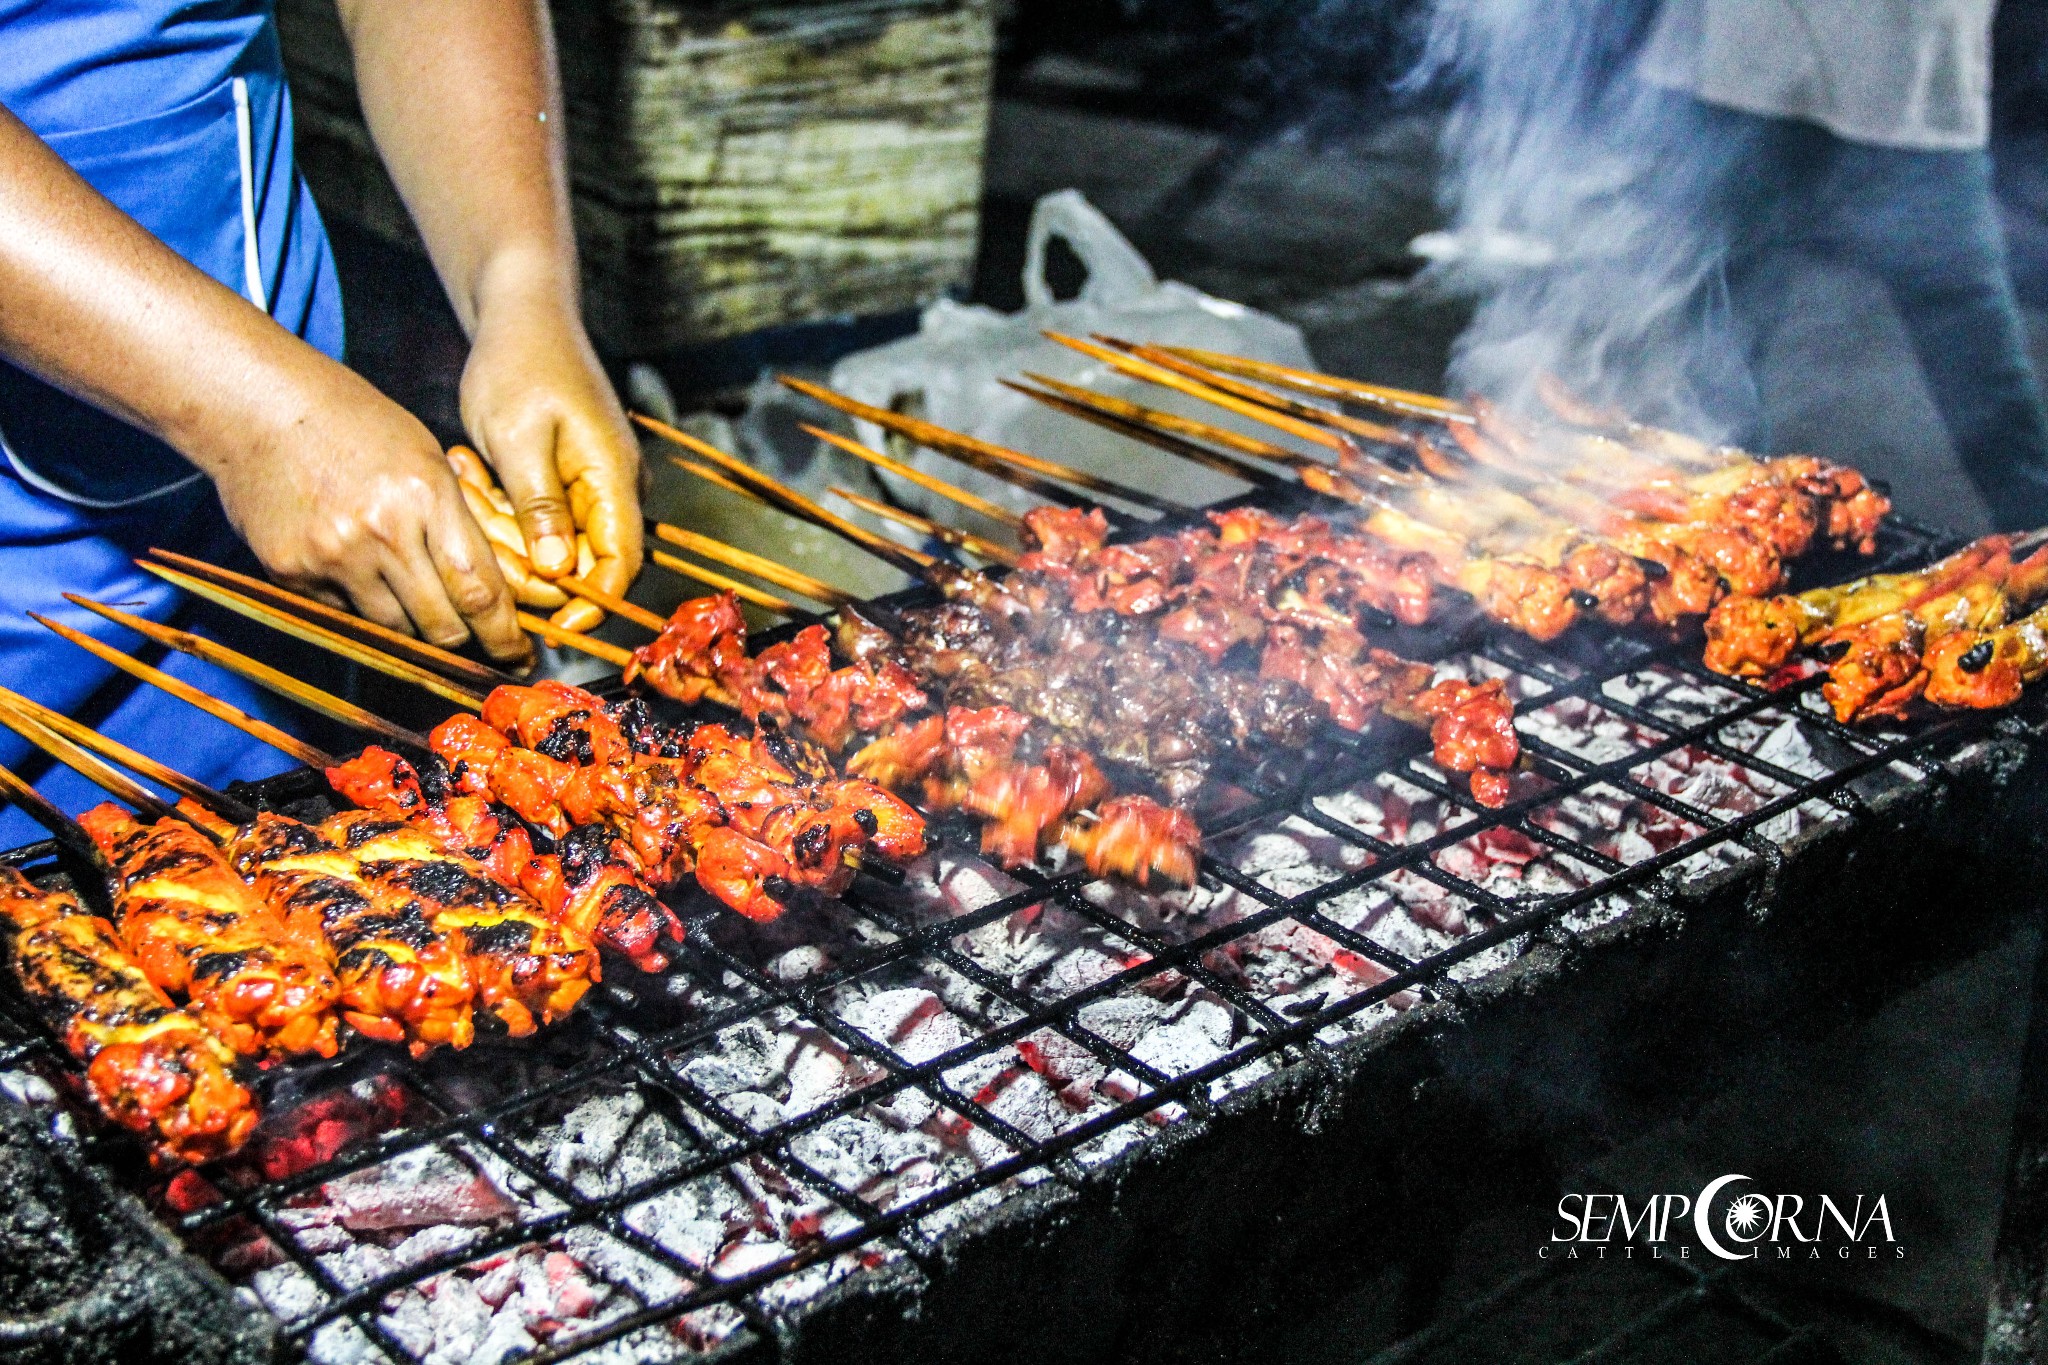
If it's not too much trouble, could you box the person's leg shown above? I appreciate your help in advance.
[1819,143,2048,531]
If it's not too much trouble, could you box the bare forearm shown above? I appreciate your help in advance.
[0,104,528,660]
[0,105,345,479]
[337,0,577,333]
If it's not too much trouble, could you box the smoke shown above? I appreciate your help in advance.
[1412,0,1762,436]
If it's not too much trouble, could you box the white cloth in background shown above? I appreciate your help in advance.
[1637,0,1997,150]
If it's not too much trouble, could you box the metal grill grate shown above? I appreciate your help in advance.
[2,514,2040,1365]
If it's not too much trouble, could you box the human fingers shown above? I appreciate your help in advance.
[480,420,579,578]
[421,487,532,665]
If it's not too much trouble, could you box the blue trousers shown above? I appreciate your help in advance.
[1710,106,2048,531]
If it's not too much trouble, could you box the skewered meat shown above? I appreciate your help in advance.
[1925,601,2048,709]
[1059,796,1202,889]
[231,813,478,1055]
[80,805,340,1060]
[331,813,598,1038]
[1704,537,2017,678]
[0,864,258,1165]
[1409,679,1519,808]
[418,679,926,923]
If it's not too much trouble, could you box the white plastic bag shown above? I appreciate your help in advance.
[827,190,1317,530]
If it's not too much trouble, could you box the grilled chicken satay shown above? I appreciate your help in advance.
[433,680,925,921]
[0,865,257,1165]
[231,813,477,1055]
[998,511,1524,805]
[337,734,685,967]
[1520,385,1893,555]
[635,593,1202,879]
[1924,599,2048,710]
[1704,537,2017,678]
[1816,544,2048,721]
[1369,431,1779,615]
[79,805,340,1059]
[325,812,598,1037]
[487,679,926,893]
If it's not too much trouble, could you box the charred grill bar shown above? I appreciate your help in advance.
[1,507,2046,1363]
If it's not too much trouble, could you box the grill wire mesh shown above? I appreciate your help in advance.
[0,512,2037,1365]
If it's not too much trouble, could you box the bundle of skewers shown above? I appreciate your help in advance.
[1702,531,2048,723]
[906,338,1892,647]
[0,559,933,1164]
[0,334,2003,1172]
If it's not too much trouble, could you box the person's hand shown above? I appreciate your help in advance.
[213,359,535,665]
[458,275,643,634]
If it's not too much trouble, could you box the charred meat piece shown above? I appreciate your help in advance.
[333,813,598,1038]
[231,813,477,1056]
[80,805,340,1060]
[0,865,258,1166]
[333,745,681,971]
[1060,796,1201,889]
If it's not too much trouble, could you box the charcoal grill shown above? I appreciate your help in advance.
[3,508,2047,1365]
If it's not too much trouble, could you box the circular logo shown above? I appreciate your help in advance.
[1725,1194,1770,1241]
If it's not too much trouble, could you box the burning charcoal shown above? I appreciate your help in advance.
[623,1181,733,1269]
[390,1224,488,1273]
[784,1026,876,1118]
[1746,713,1832,780]
[473,1255,523,1308]
[788,1111,947,1202]
[969,1065,1069,1165]
[249,1260,325,1326]
[420,1272,495,1364]
[539,1091,697,1198]
[321,1145,518,1232]
[471,1309,535,1365]
[319,1240,401,1291]
[1123,996,1234,1082]
[679,1018,802,1100]
[767,944,832,981]
[712,1235,789,1280]
[304,1319,381,1365]
[1016,1027,1109,1108]
[379,1287,436,1359]
[560,1225,689,1306]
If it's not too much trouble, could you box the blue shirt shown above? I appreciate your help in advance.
[0,0,343,505]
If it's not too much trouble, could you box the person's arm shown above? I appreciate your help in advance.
[0,105,532,663]
[338,0,643,632]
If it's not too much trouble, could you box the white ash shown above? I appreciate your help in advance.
[237,674,1879,1363]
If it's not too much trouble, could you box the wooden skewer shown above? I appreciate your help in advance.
[1155,345,1473,422]
[637,414,941,581]
[0,756,112,877]
[646,548,800,615]
[776,376,1171,514]
[555,576,667,633]
[667,454,758,504]
[1043,332,1353,455]
[517,612,635,668]
[0,685,254,825]
[649,521,852,609]
[144,548,516,690]
[1001,376,1294,485]
[30,612,335,768]
[138,561,487,712]
[62,596,431,753]
[664,451,938,583]
[1012,378,1337,501]
[1109,339,1416,447]
[0,695,198,836]
[801,424,1026,529]
[828,487,1023,568]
